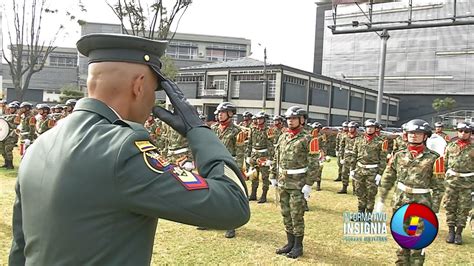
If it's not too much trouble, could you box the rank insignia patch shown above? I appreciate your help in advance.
[143,150,172,173]
[171,167,208,190]
[135,141,157,152]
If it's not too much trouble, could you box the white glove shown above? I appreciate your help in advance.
[24,139,31,147]
[301,185,312,199]
[325,156,331,162]
[336,151,339,157]
[270,178,278,187]
[265,160,273,167]
[349,170,355,180]
[245,157,251,164]
[340,159,345,164]
[375,174,382,186]
[374,201,384,213]
[182,161,195,171]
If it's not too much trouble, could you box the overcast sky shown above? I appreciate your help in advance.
[2,0,318,72]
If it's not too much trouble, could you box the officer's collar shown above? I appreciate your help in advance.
[74,98,123,124]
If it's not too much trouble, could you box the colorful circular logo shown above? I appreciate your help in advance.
[390,203,438,249]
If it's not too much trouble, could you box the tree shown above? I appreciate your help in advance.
[2,0,86,101]
[59,84,84,103]
[107,0,191,77]
[432,97,457,121]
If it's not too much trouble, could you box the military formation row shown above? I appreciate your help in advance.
[0,99,78,169]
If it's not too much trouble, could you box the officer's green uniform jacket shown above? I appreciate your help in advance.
[10,98,250,266]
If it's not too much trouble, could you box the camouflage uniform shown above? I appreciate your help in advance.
[434,131,451,142]
[310,129,327,188]
[350,134,388,212]
[340,133,359,187]
[1,114,20,167]
[164,124,193,166]
[35,115,54,137]
[212,122,246,170]
[144,118,159,145]
[443,139,473,229]
[335,130,347,180]
[378,146,445,265]
[268,125,285,146]
[392,134,408,154]
[154,119,167,152]
[246,124,273,199]
[271,129,318,237]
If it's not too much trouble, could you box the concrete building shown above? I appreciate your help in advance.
[315,0,474,124]
[176,57,399,126]
[2,47,79,103]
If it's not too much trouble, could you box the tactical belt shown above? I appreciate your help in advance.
[357,162,378,169]
[397,182,430,194]
[252,148,268,153]
[344,150,355,154]
[446,169,474,177]
[279,167,307,175]
[168,147,188,155]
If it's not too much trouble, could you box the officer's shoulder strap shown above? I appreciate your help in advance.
[115,119,148,133]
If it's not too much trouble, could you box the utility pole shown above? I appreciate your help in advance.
[263,47,267,111]
[376,29,390,123]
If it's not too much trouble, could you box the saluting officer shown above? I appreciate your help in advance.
[335,121,349,181]
[9,33,250,265]
[375,119,445,266]
[270,106,319,259]
[212,102,247,238]
[443,122,473,245]
[350,119,388,214]
[246,111,273,203]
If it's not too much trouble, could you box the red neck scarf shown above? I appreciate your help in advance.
[219,119,231,130]
[365,133,375,142]
[349,132,357,138]
[288,127,301,138]
[257,123,265,131]
[408,144,425,158]
[457,138,471,150]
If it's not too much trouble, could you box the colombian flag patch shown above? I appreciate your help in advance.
[143,150,172,173]
[171,167,208,190]
[135,141,157,152]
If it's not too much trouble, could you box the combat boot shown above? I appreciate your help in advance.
[248,184,258,201]
[303,199,309,212]
[454,226,463,245]
[6,160,14,169]
[316,181,321,191]
[257,187,268,203]
[225,229,236,238]
[337,184,348,194]
[286,235,304,259]
[276,231,295,254]
[446,226,455,243]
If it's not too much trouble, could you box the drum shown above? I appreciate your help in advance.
[0,118,10,141]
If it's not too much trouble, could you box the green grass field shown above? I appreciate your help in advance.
[1,151,472,264]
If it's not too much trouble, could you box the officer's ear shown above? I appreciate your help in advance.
[131,73,146,99]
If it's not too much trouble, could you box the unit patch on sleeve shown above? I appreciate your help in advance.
[171,167,208,190]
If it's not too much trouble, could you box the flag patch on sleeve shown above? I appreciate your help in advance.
[171,167,208,190]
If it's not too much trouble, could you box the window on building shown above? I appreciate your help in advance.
[49,56,77,67]
[165,41,198,59]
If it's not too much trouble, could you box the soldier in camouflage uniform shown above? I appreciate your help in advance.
[268,115,285,146]
[238,111,253,128]
[310,122,327,191]
[270,106,318,259]
[338,121,360,194]
[163,123,193,170]
[443,122,473,245]
[434,121,451,142]
[35,104,54,137]
[18,102,36,155]
[212,102,247,238]
[323,126,337,157]
[144,114,160,145]
[350,119,388,213]
[61,99,78,119]
[391,123,408,156]
[1,102,21,169]
[246,111,273,203]
[375,119,445,266]
[335,121,349,181]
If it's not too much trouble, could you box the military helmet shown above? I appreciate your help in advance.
[348,121,359,128]
[273,115,284,121]
[312,122,322,129]
[364,119,378,127]
[284,106,307,119]
[342,121,349,127]
[199,114,206,120]
[242,111,253,118]
[456,122,472,133]
[255,111,268,119]
[20,102,33,109]
[214,102,236,115]
[404,119,432,136]
[10,100,21,106]
[65,99,78,107]
[0,100,7,104]
[8,102,20,109]
[434,121,444,127]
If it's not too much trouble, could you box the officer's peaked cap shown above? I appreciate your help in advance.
[76,33,168,89]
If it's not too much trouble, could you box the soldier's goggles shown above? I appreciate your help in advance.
[457,129,471,133]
